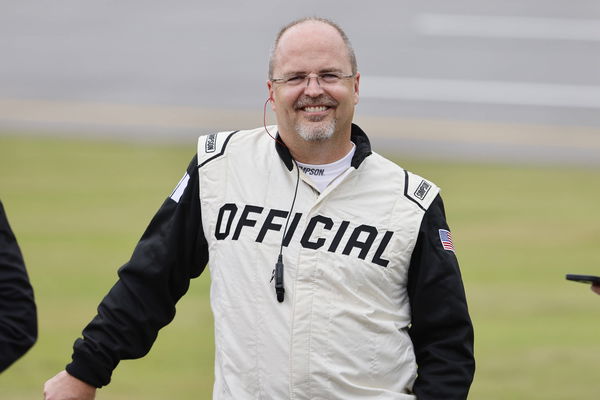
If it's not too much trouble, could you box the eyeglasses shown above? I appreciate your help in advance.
[271,72,355,88]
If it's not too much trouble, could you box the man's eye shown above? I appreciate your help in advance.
[320,73,340,82]
[286,76,305,83]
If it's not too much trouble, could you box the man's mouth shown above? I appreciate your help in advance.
[294,95,338,113]
[303,106,329,113]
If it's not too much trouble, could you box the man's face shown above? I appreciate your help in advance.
[267,22,360,143]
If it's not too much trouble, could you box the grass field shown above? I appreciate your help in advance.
[1,133,599,399]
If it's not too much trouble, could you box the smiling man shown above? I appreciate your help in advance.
[267,20,359,164]
[44,17,474,400]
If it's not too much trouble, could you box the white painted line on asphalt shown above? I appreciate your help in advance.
[360,77,600,109]
[354,114,600,151]
[0,99,261,130]
[414,14,600,42]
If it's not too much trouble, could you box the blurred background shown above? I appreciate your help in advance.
[1,1,599,399]
[2,0,599,164]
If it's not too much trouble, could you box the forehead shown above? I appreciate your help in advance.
[273,21,351,74]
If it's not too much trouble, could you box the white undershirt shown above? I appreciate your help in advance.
[296,143,356,193]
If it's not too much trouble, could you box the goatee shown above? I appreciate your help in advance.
[295,118,336,142]
[293,94,338,141]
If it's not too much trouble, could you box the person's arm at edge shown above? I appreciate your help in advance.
[0,200,38,372]
[407,194,475,400]
[45,155,208,394]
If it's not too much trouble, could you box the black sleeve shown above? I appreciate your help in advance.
[0,200,38,373]
[407,194,475,400]
[66,156,209,387]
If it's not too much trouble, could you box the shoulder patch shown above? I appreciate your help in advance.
[439,229,456,252]
[197,130,239,168]
[204,133,217,153]
[414,179,432,200]
[170,172,190,203]
[403,170,440,211]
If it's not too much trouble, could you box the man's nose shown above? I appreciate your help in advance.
[304,75,324,96]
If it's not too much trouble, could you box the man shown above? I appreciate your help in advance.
[44,17,474,399]
[0,200,37,372]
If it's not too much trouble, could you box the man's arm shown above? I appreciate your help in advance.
[407,194,475,400]
[0,200,38,372]
[44,156,208,397]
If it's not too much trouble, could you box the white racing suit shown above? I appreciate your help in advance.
[67,124,475,399]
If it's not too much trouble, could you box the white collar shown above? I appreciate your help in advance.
[296,144,356,192]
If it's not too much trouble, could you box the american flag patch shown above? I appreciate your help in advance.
[438,229,455,252]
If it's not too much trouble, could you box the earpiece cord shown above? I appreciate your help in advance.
[263,96,300,257]
[280,159,300,256]
[264,97,300,303]
[263,98,287,147]
[272,161,299,303]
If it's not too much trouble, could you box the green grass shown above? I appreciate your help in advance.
[1,134,599,399]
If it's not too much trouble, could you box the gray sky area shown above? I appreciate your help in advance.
[1,0,599,165]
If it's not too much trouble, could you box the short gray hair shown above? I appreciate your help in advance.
[268,17,358,79]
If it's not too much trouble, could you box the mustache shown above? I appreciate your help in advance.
[294,95,338,110]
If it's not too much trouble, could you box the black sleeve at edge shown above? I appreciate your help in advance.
[407,194,475,400]
[66,156,209,387]
[0,201,38,372]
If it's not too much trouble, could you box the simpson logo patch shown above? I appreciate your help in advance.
[205,133,217,153]
[414,180,432,200]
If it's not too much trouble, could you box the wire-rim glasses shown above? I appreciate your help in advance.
[271,72,355,88]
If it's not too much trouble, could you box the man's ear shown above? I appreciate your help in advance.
[353,72,360,105]
[266,80,276,110]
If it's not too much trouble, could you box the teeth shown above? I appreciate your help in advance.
[304,106,327,112]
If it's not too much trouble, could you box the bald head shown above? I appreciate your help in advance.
[268,17,357,79]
